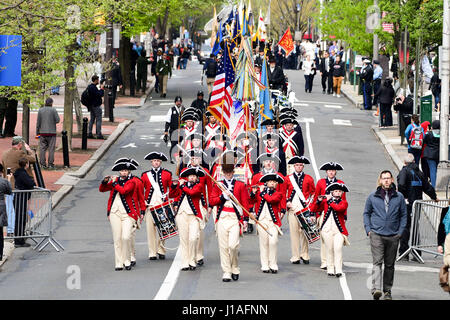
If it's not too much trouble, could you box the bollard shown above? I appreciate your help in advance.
[62,130,70,168]
[108,91,114,123]
[82,117,88,150]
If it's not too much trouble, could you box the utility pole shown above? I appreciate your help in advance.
[436,0,450,190]
[103,19,113,120]
[373,0,379,60]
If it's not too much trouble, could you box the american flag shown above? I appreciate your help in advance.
[208,44,234,130]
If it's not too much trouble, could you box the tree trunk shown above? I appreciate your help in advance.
[22,98,30,144]
[74,89,82,134]
[120,35,131,95]
[64,45,76,151]
[156,7,170,38]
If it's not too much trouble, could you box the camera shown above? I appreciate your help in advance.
[7,168,11,175]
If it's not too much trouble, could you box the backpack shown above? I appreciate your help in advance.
[409,125,423,149]
[205,60,217,78]
[409,170,423,187]
[81,87,91,110]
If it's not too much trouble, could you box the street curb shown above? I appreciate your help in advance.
[341,87,360,109]
[372,125,403,171]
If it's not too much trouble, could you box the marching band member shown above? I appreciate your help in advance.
[285,156,316,265]
[279,117,304,175]
[180,111,201,151]
[262,133,287,176]
[310,182,349,277]
[204,111,222,150]
[173,167,205,271]
[260,118,278,135]
[99,159,141,271]
[313,162,346,270]
[141,152,176,260]
[209,162,251,282]
[250,173,285,273]
[164,96,184,164]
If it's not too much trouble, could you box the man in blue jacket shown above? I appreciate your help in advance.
[363,170,407,300]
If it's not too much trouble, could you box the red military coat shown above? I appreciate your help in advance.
[173,181,204,220]
[209,179,251,223]
[141,168,176,204]
[286,172,316,203]
[310,197,349,236]
[250,188,284,227]
[251,170,287,212]
[99,175,141,221]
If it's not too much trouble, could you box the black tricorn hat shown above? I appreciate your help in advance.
[144,152,168,161]
[268,56,276,63]
[325,182,349,193]
[319,162,344,171]
[221,163,235,173]
[112,162,138,171]
[114,157,140,167]
[262,133,279,141]
[260,118,278,126]
[181,112,198,121]
[257,152,281,163]
[280,117,295,125]
[188,133,205,141]
[180,166,205,178]
[288,156,310,165]
[259,173,284,184]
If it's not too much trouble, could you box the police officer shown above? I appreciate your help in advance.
[359,59,374,110]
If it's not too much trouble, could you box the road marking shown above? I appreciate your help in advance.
[333,119,352,126]
[159,102,174,106]
[305,120,352,300]
[154,246,183,300]
[344,261,440,273]
[324,104,343,109]
[297,100,344,105]
[150,99,169,102]
[299,117,315,123]
[120,143,137,148]
[149,115,167,122]
[293,103,309,107]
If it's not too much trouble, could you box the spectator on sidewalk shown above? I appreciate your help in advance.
[319,51,332,94]
[0,164,12,261]
[397,153,438,261]
[136,50,151,93]
[363,170,407,300]
[429,69,441,112]
[423,120,440,188]
[36,98,60,169]
[13,157,36,247]
[438,205,450,271]
[359,59,373,110]
[393,93,414,136]
[372,60,383,107]
[156,52,172,98]
[332,55,345,98]
[374,78,395,127]
[110,57,123,108]
[87,75,105,140]
[0,97,18,138]
[420,121,431,181]
[2,136,36,188]
[405,114,424,165]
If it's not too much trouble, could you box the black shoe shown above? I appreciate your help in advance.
[158,254,165,260]
[163,93,166,98]
[181,267,189,271]
[270,269,278,274]
[170,160,175,164]
[383,291,392,300]
[189,266,196,271]
[115,267,123,271]
[323,90,326,94]
[149,256,157,260]
[222,278,231,282]
[247,225,253,233]
[14,243,31,248]
[292,260,300,264]
[320,266,327,270]
[125,265,132,270]
[97,135,106,140]
[87,134,95,139]
[232,274,239,281]
[372,290,382,300]
[196,259,204,266]
[336,273,342,278]
[327,273,335,277]
[301,258,310,265]
[48,164,55,169]
[130,261,136,267]
[262,270,270,273]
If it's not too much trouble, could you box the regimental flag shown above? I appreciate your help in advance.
[210,7,218,48]
[257,9,267,42]
[208,43,235,130]
[259,53,272,132]
[278,28,294,57]
[212,23,223,55]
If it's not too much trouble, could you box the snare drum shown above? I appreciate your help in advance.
[296,209,321,244]
[149,200,178,241]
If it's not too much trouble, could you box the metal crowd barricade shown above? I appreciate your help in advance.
[397,199,448,263]
[4,187,64,252]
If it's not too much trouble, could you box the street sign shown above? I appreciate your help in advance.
[366,5,380,33]
[0,35,22,86]
[355,55,363,68]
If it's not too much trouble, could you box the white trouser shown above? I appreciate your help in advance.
[145,209,166,257]
[288,211,309,261]
[257,220,280,271]
[318,214,327,268]
[110,210,135,268]
[321,217,344,274]
[176,212,200,268]
[216,213,240,277]
[196,205,208,262]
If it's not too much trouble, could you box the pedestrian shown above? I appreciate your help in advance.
[180,48,190,69]
[420,120,431,181]
[110,57,123,108]
[141,152,176,260]
[437,205,450,272]
[302,54,315,93]
[0,164,12,261]
[363,170,408,300]
[285,156,315,265]
[359,59,373,110]
[203,54,217,96]
[429,69,441,111]
[393,93,414,139]
[99,159,141,271]
[36,97,60,169]
[374,78,395,127]
[190,91,208,125]
[372,60,383,107]
[250,173,285,274]
[2,136,36,189]
[332,55,345,98]
[397,153,438,261]
[164,96,184,164]
[209,162,250,282]
[405,114,424,165]
[13,157,36,248]
[172,167,205,271]
[136,50,151,93]
[156,52,172,98]
[423,120,440,188]
[87,75,105,140]
[319,51,332,94]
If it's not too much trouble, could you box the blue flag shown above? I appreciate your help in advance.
[259,55,273,132]
[212,23,223,55]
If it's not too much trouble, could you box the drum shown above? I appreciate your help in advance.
[296,208,321,244]
[149,200,178,241]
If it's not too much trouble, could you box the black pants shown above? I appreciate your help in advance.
[169,140,178,162]
[0,230,4,259]
[362,82,372,110]
[13,192,29,245]
[304,75,313,92]
[0,107,5,135]
[2,98,17,137]
[421,157,430,181]
[327,73,333,93]
[321,72,330,92]
[136,72,147,91]
[380,103,393,126]
[373,79,381,106]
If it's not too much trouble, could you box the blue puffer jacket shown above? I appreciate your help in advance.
[363,185,408,236]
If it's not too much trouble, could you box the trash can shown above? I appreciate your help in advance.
[420,94,432,124]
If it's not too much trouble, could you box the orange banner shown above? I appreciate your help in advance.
[278,28,294,57]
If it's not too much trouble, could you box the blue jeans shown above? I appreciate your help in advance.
[6,193,15,234]
[426,159,438,188]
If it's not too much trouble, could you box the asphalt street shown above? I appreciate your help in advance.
[0,61,446,300]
